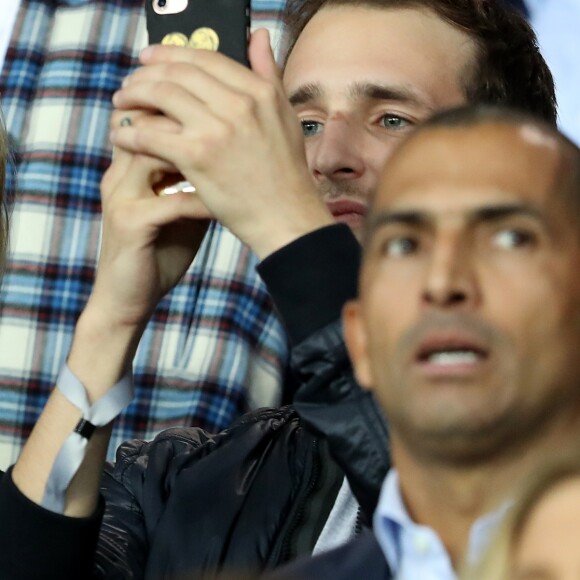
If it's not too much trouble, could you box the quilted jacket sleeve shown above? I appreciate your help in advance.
[92,410,317,579]
[0,467,103,580]
[93,425,227,578]
[292,321,391,522]
[259,223,391,520]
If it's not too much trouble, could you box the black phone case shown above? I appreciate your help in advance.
[146,0,250,66]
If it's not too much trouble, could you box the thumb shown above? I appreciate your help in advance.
[248,29,280,82]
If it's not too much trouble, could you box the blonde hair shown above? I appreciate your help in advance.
[462,450,580,580]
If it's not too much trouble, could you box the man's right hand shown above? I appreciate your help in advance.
[109,30,334,260]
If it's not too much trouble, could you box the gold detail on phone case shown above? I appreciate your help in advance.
[189,27,220,51]
[161,32,189,47]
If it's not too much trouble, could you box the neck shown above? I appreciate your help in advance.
[393,418,580,568]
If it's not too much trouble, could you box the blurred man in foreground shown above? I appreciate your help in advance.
[272,106,580,579]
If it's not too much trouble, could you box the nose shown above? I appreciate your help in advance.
[309,116,366,183]
[422,235,479,309]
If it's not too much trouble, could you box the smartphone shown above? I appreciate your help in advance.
[146,0,250,66]
[145,0,251,195]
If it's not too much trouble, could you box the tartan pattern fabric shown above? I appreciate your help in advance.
[0,0,289,467]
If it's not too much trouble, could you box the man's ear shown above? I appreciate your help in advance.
[343,299,373,390]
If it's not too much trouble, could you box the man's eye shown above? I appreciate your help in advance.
[493,229,535,249]
[379,114,412,130]
[382,237,418,257]
[301,120,323,137]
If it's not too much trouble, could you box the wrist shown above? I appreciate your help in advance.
[249,204,335,260]
[67,307,144,402]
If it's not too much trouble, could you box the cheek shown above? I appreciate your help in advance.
[486,260,578,343]
[483,261,580,387]
[303,139,313,164]
[368,135,403,176]
[362,267,421,361]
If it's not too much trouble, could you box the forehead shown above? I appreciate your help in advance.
[374,124,565,215]
[283,5,477,109]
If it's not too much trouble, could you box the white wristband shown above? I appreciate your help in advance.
[41,363,134,513]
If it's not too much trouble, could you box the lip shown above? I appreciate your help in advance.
[326,199,367,230]
[325,199,368,218]
[413,331,490,379]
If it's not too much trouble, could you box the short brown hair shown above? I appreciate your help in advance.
[281,0,557,125]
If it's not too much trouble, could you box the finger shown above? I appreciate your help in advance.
[137,44,272,96]
[102,149,131,198]
[248,29,281,83]
[113,79,200,121]
[114,64,286,141]
[105,109,171,194]
[122,41,286,128]
[111,81,225,139]
[106,154,175,204]
[114,183,213,228]
[139,33,279,84]
[110,120,197,172]
[116,63,252,122]
[109,124,223,215]
[111,105,183,130]
[110,109,150,131]
[109,152,213,220]
[109,115,181,193]
[105,152,180,204]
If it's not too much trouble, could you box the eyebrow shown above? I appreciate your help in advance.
[366,203,546,238]
[288,83,322,106]
[288,81,431,110]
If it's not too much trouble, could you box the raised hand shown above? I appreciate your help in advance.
[110,29,333,259]
[12,140,212,515]
[87,139,210,332]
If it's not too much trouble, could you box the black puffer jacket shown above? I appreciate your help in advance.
[92,317,390,579]
[94,407,343,579]
[0,225,391,579]
[0,320,389,579]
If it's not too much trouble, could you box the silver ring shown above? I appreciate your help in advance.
[120,116,132,127]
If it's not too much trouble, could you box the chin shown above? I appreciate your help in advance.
[407,413,519,465]
[332,213,365,237]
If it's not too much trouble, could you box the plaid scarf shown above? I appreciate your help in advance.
[0,0,288,465]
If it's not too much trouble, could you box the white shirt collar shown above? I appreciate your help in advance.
[373,469,510,580]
